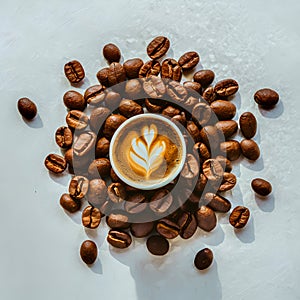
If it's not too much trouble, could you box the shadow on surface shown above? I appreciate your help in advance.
[258,101,284,119]
[234,217,255,244]
[23,114,43,128]
[255,194,275,212]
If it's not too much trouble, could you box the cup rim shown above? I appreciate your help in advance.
[109,113,187,190]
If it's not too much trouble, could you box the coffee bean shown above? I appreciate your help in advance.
[145,98,163,113]
[214,79,239,97]
[240,139,260,161]
[63,91,86,111]
[193,70,215,87]
[96,67,110,86]
[199,125,221,151]
[88,158,111,179]
[194,173,208,194]
[156,218,180,239]
[103,43,121,63]
[80,240,97,265]
[220,140,241,161]
[185,95,199,108]
[239,112,257,139]
[64,60,85,84]
[82,206,102,229]
[106,213,130,229]
[218,172,236,192]
[95,137,110,158]
[69,176,89,200]
[44,154,67,173]
[147,36,170,59]
[161,58,182,81]
[60,193,81,213]
[84,85,106,106]
[192,103,212,127]
[130,222,154,238]
[162,106,181,117]
[205,193,231,213]
[178,51,200,70]
[17,97,37,120]
[143,76,166,98]
[196,206,217,232]
[55,126,73,148]
[64,148,90,171]
[108,183,127,203]
[181,154,199,179]
[150,189,173,214]
[177,212,197,239]
[110,168,120,182]
[166,81,188,103]
[107,62,126,86]
[104,91,122,108]
[87,179,107,208]
[202,86,216,104]
[186,121,201,142]
[125,193,147,214]
[139,60,161,77]
[171,112,187,126]
[229,206,250,229]
[215,155,232,173]
[73,131,97,157]
[202,159,224,181]
[183,81,202,94]
[194,248,213,270]
[254,88,279,107]
[210,100,236,120]
[107,230,132,249]
[125,79,143,98]
[103,114,127,139]
[123,58,144,79]
[251,178,272,196]
[66,110,89,130]
[90,107,111,133]
[146,235,169,255]
[215,120,238,139]
[119,99,144,118]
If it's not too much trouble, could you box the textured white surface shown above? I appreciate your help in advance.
[1,0,300,299]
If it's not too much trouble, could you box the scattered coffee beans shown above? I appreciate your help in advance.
[196,206,217,232]
[60,193,81,213]
[82,206,102,229]
[103,43,121,63]
[63,90,86,111]
[239,112,257,139]
[17,97,37,120]
[229,206,250,229]
[147,36,170,59]
[178,51,200,70]
[64,60,85,84]
[254,88,279,107]
[107,230,132,249]
[193,70,215,87]
[194,248,213,270]
[123,58,144,79]
[214,79,239,97]
[80,240,97,265]
[240,139,260,161]
[251,178,272,196]
[55,126,73,148]
[146,235,169,256]
[131,222,154,238]
[44,154,67,173]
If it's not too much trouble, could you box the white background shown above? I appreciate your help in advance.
[1,0,300,299]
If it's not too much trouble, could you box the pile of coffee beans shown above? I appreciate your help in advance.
[39,36,277,270]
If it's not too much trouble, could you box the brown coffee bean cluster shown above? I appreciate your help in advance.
[41,36,276,271]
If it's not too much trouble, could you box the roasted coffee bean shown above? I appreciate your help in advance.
[84,85,106,106]
[183,81,202,94]
[194,248,213,270]
[130,222,154,238]
[123,58,144,79]
[104,90,122,108]
[150,189,173,214]
[95,137,110,158]
[202,159,224,181]
[181,154,199,179]
[145,98,164,113]
[251,178,272,196]
[147,36,170,59]
[143,75,166,98]
[220,140,241,161]
[66,110,89,130]
[55,126,73,148]
[107,62,126,86]
[214,79,239,97]
[192,103,212,127]
[218,172,236,192]
[119,99,144,118]
[193,142,211,163]
[87,179,107,207]
[171,112,187,126]
[88,158,111,179]
[139,60,161,77]
[103,43,121,63]
[125,193,147,214]
[106,213,130,229]
[229,206,250,229]
[107,230,132,249]
[178,51,200,70]
[205,193,231,213]
[210,100,236,120]
[110,168,120,182]
[103,114,127,139]
[161,58,182,81]
[90,107,111,132]
[187,121,201,142]
[60,193,81,213]
[64,148,90,170]
[196,206,217,232]
[108,183,127,203]
[82,206,102,229]
[17,97,37,120]
[44,154,67,173]
[200,126,221,151]
[64,60,85,84]
[157,218,180,239]
[147,235,169,255]
[162,106,181,117]
[202,86,216,104]
[194,174,208,194]
[254,88,279,107]
[73,131,97,157]
[239,112,257,139]
[80,240,97,265]
[185,95,199,107]
[215,120,238,139]
[166,81,188,103]
[240,139,260,161]
[96,67,110,86]
[215,155,232,173]
[193,70,215,87]
[125,79,143,98]
[177,212,197,239]
[69,176,89,200]
[63,91,86,111]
